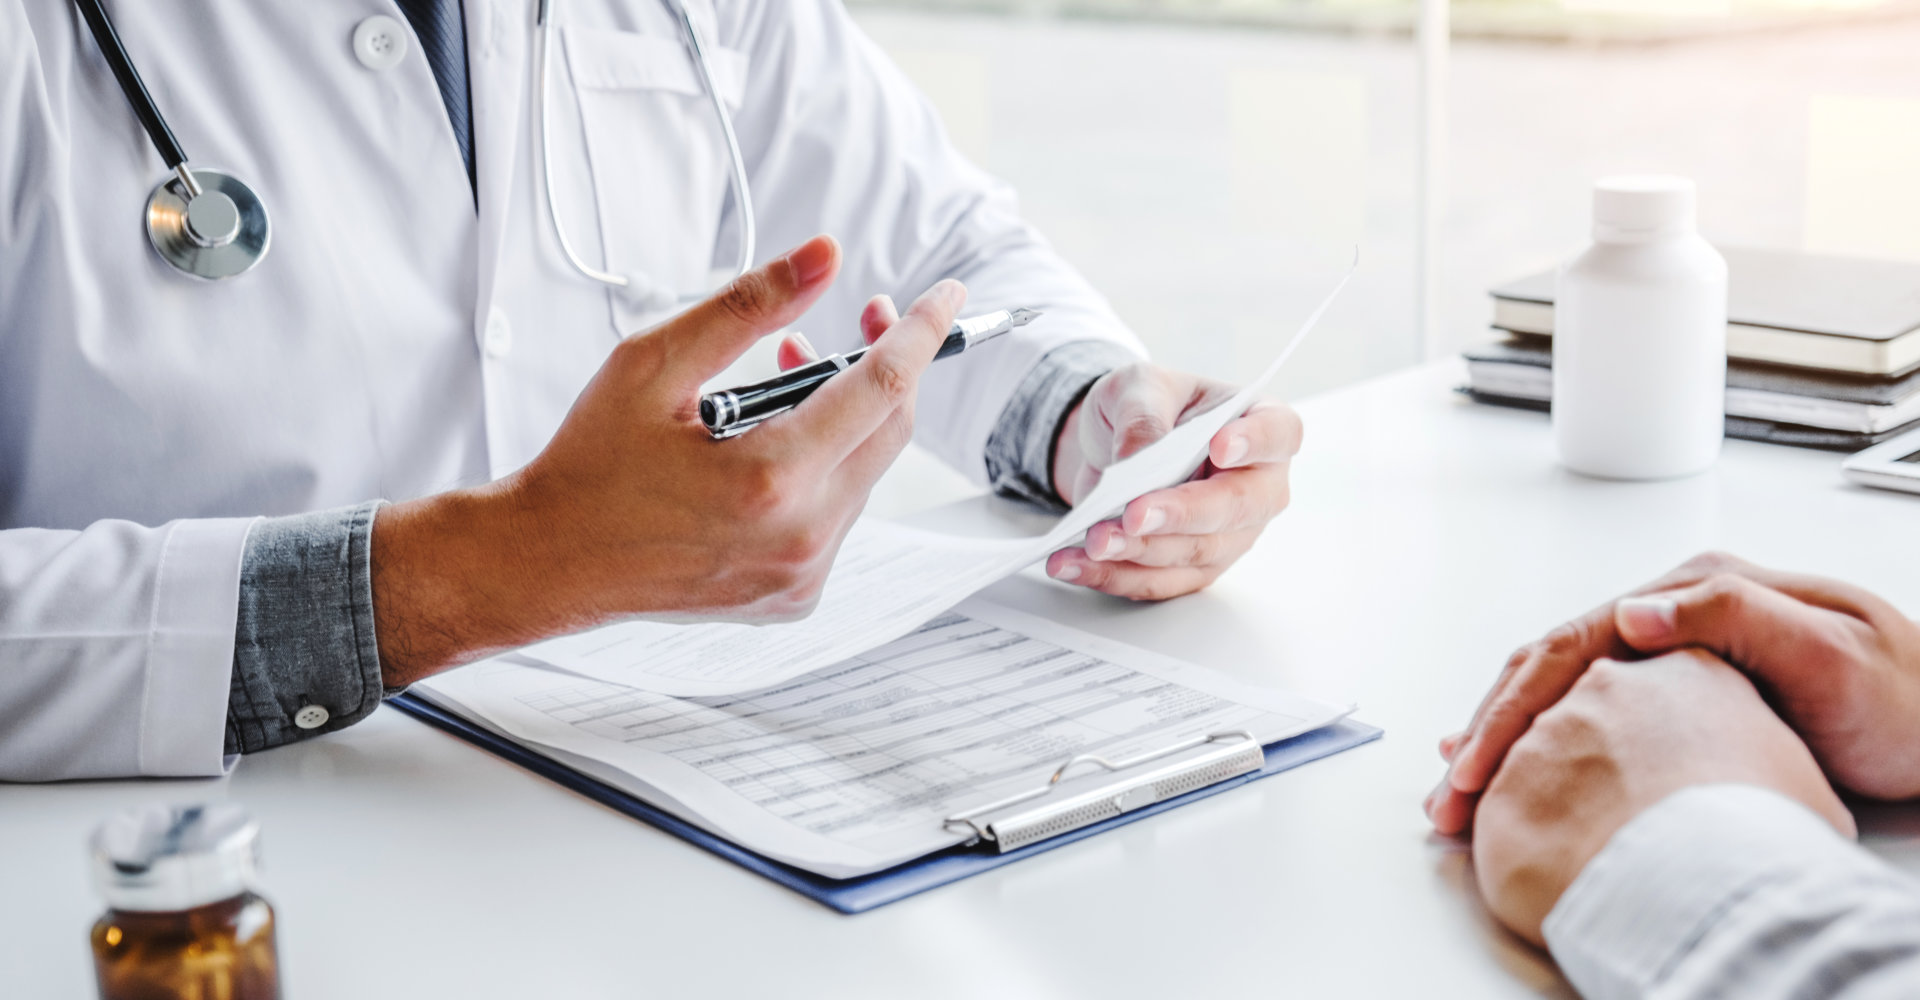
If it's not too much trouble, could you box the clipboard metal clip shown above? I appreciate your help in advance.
[941,730,1265,853]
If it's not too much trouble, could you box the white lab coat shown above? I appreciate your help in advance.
[0,0,1141,780]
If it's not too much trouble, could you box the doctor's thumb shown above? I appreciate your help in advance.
[776,235,840,292]
[655,235,842,387]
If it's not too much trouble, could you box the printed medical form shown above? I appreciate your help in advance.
[416,600,1349,877]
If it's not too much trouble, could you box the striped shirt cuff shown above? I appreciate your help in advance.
[1544,783,1873,1000]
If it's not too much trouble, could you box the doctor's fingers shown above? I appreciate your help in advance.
[775,332,822,370]
[1082,520,1259,569]
[1099,367,1201,463]
[1209,402,1304,470]
[651,236,842,391]
[1045,550,1220,602]
[773,296,898,372]
[1116,464,1291,539]
[826,398,920,507]
[821,304,925,495]
[770,280,964,467]
[861,295,901,346]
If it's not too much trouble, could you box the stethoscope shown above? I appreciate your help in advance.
[75,0,270,280]
[537,0,755,310]
[77,0,756,302]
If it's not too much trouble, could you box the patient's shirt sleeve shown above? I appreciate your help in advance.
[225,502,388,755]
[1545,783,1920,1000]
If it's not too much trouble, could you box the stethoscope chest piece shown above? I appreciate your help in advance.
[146,169,270,280]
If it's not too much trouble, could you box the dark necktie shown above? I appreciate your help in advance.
[394,0,475,194]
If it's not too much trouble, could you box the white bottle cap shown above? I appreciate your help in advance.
[1592,175,1696,242]
[91,804,261,912]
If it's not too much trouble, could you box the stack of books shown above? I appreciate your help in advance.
[1461,247,1920,450]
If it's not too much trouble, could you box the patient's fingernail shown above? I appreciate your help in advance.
[791,332,818,360]
[1054,563,1081,582]
[1096,533,1125,560]
[1137,507,1166,535]
[1616,596,1678,641]
[1222,436,1249,467]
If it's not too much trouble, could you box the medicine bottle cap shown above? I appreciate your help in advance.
[1592,175,1696,242]
[91,804,260,912]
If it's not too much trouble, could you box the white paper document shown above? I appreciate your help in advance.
[519,262,1356,696]
[418,599,1351,878]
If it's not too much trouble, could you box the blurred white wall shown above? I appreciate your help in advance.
[849,9,1920,511]
[859,10,1414,409]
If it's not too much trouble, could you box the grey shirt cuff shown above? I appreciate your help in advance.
[225,501,386,755]
[984,340,1140,512]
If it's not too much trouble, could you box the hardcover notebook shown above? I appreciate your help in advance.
[1490,246,1920,376]
[1463,337,1920,436]
[1455,387,1919,450]
[396,598,1378,911]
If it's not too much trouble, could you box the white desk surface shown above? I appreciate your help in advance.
[7,360,1918,998]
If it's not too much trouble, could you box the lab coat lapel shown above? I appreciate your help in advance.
[465,0,530,329]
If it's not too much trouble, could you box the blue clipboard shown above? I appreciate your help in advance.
[390,693,1382,914]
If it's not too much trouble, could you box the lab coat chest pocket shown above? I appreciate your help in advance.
[562,25,748,336]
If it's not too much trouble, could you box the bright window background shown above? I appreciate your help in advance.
[850,1,1920,505]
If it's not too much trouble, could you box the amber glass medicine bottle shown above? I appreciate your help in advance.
[89,804,281,1000]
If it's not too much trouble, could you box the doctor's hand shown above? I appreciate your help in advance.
[1472,648,1853,946]
[1428,552,1920,838]
[370,236,966,686]
[1041,364,1303,601]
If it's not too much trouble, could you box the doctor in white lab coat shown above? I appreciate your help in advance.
[0,0,1304,781]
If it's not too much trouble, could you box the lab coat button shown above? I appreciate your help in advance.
[484,310,513,359]
[352,15,409,71]
[293,705,331,730]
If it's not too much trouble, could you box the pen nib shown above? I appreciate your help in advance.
[1008,307,1042,328]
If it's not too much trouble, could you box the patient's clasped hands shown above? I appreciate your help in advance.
[1430,551,1920,943]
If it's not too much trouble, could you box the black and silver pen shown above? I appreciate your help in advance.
[699,307,1041,438]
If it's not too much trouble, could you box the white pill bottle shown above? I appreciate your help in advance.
[1553,176,1728,480]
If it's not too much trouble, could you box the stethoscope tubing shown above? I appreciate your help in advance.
[73,0,190,171]
[537,0,756,303]
[535,0,628,288]
[674,0,755,282]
